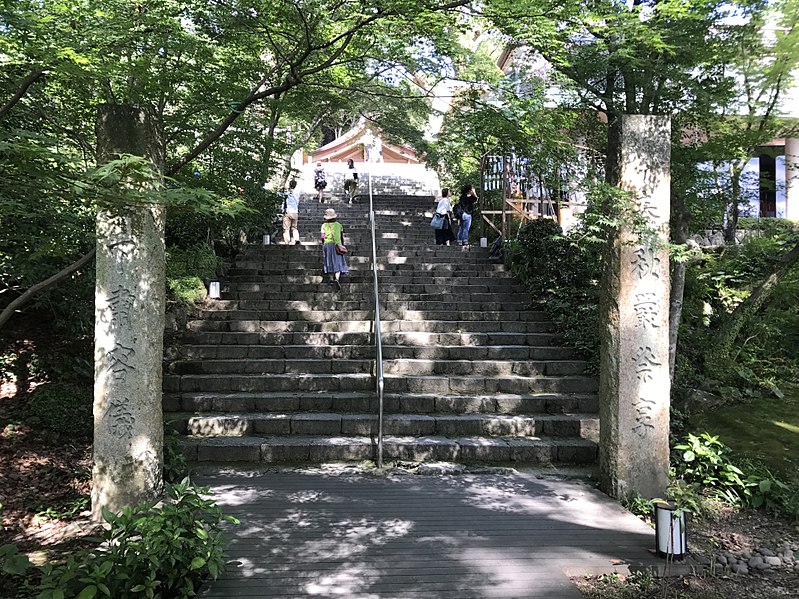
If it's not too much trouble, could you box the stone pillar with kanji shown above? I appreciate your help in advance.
[785,137,799,221]
[92,105,166,519]
[599,114,671,500]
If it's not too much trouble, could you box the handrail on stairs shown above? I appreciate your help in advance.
[367,170,385,468]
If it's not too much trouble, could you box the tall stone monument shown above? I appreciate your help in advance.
[786,137,799,221]
[599,115,671,500]
[92,105,166,519]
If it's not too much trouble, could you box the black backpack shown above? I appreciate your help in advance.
[452,202,464,219]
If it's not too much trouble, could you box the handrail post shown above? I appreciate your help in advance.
[368,170,385,469]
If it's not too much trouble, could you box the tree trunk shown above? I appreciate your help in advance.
[668,183,691,381]
[605,112,622,186]
[707,238,799,376]
[92,104,166,520]
[0,248,96,330]
[722,162,741,244]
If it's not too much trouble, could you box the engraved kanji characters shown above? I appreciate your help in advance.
[107,343,136,380]
[632,397,656,436]
[633,292,659,329]
[633,345,661,383]
[630,246,661,280]
[107,397,135,440]
[108,285,135,327]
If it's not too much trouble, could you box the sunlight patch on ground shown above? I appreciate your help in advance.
[203,485,272,506]
[304,564,382,597]
[457,547,555,597]
[773,420,799,434]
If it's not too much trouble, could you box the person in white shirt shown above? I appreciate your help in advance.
[434,188,456,246]
[282,180,301,245]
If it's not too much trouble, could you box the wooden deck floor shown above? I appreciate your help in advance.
[197,468,662,598]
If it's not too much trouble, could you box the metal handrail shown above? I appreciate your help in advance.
[367,170,385,468]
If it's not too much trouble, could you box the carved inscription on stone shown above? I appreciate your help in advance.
[633,345,660,383]
[638,200,659,221]
[107,343,136,380]
[107,397,135,440]
[630,246,661,280]
[108,285,136,327]
[632,397,656,436]
[633,292,659,329]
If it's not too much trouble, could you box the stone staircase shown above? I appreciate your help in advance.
[163,194,599,466]
[299,162,440,198]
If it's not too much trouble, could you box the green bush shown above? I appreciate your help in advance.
[671,432,799,518]
[166,243,218,307]
[507,218,602,369]
[672,432,746,506]
[36,478,238,599]
[163,429,190,484]
[166,243,220,282]
[29,383,92,437]
[167,276,208,306]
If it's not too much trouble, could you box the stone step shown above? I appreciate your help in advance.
[227,270,515,289]
[170,357,588,377]
[195,300,531,317]
[167,412,599,440]
[185,313,547,332]
[208,291,523,305]
[165,373,598,394]
[164,391,599,415]
[223,282,525,295]
[179,344,574,361]
[238,248,490,259]
[177,435,598,465]
[229,261,506,271]
[180,321,557,337]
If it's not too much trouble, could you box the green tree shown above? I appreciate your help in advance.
[1,0,469,327]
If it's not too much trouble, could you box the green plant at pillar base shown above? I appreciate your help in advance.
[163,429,190,484]
[673,432,746,506]
[670,432,799,517]
[621,492,654,518]
[36,478,239,599]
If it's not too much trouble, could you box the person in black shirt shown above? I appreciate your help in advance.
[456,184,477,246]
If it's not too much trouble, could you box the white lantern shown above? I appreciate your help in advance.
[208,281,221,299]
[263,234,271,245]
[654,500,688,560]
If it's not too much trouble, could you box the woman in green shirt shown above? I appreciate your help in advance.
[320,208,348,290]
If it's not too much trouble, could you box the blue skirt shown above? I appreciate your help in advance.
[322,243,349,274]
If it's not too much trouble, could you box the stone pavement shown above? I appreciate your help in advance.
[197,466,664,598]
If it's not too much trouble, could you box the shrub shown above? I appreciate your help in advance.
[165,243,220,282]
[165,243,218,308]
[671,432,799,518]
[167,276,208,306]
[29,383,92,437]
[36,478,238,599]
[672,432,746,506]
[507,218,602,369]
[163,429,190,484]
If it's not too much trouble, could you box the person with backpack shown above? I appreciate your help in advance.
[314,162,327,203]
[456,183,478,246]
[282,179,301,245]
[343,159,358,203]
[433,187,456,246]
